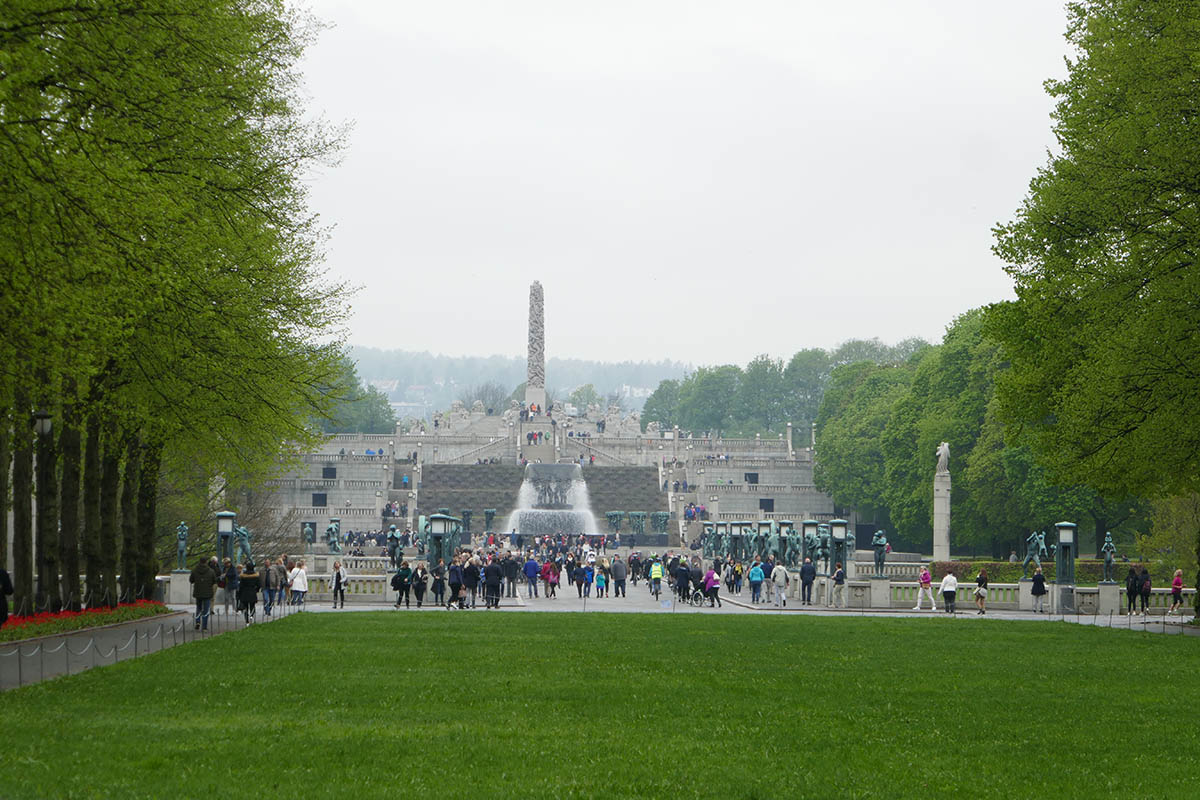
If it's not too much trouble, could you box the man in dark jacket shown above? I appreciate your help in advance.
[502,553,520,598]
[610,555,628,598]
[799,557,817,606]
[189,558,218,630]
[676,561,692,602]
[484,558,503,608]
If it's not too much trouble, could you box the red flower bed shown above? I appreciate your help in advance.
[1,599,172,642]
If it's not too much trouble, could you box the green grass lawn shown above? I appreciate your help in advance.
[1,613,1197,799]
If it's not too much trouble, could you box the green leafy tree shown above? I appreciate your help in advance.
[568,384,603,409]
[641,379,681,431]
[677,366,741,434]
[782,348,832,432]
[734,355,786,434]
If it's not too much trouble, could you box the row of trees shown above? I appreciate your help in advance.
[813,310,1146,557]
[640,338,929,437]
[1,2,347,614]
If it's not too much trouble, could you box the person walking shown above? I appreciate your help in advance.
[432,558,447,606]
[411,563,429,608]
[733,561,744,595]
[523,555,540,599]
[0,567,12,628]
[393,560,412,609]
[219,558,239,617]
[831,562,846,609]
[332,560,348,609]
[484,557,502,609]
[595,567,607,598]
[1124,566,1140,615]
[287,560,308,607]
[447,557,465,609]
[799,557,816,606]
[974,568,989,615]
[1167,569,1184,615]
[503,552,520,598]
[939,571,958,613]
[611,555,627,598]
[748,560,765,604]
[704,564,722,608]
[546,560,559,598]
[237,561,260,624]
[189,557,218,631]
[772,561,790,608]
[1031,567,1047,613]
[259,557,274,616]
[464,557,481,608]
[583,563,595,598]
[914,565,936,611]
[1138,567,1151,615]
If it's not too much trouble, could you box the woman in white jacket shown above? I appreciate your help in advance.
[288,560,309,607]
[939,571,958,614]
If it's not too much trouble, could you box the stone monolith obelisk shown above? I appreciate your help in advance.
[525,281,546,410]
[933,441,950,561]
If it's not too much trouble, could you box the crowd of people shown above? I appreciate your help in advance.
[187,553,315,630]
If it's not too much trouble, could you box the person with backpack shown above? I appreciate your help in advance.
[1138,567,1152,615]
[772,560,790,607]
[411,562,429,608]
[392,560,412,609]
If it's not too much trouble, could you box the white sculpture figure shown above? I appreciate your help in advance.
[935,441,950,474]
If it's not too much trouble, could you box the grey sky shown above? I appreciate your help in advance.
[299,1,1069,366]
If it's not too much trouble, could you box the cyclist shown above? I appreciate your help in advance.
[649,556,664,599]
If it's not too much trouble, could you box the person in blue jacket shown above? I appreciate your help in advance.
[523,555,540,598]
[748,560,765,603]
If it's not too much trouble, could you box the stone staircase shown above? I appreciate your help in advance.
[580,465,668,519]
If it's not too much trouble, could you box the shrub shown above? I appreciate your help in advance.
[0,600,172,643]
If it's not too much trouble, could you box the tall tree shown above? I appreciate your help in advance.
[641,379,681,432]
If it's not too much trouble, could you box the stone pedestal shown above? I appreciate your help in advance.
[1053,583,1075,613]
[1018,578,1034,611]
[1097,582,1119,615]
[869,576,891,609]
[168,571,192,605]
[932,472,951,562]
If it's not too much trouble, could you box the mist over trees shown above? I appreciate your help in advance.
[351,347,689,412]
[640,338,931,437]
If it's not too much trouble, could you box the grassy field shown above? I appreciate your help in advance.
[1,613,1197,799]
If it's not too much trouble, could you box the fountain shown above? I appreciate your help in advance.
[504,463,599,537]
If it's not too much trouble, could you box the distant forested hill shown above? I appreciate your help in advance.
[351,346,690,413]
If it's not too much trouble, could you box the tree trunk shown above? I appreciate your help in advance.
[82,411,103,607]
[59,388,83,612]
[35,405,61,613]
[135,440,162,600]
[11,387,34,616]
[98,416,121,608]
[119,433,141,603]
[0,399,10,572]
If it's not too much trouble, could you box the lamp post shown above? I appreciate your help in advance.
[216,510,237,562]
[1054,521,1077,612]
[33,409,60,611]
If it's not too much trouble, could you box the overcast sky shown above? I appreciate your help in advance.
[298,0,1070,367]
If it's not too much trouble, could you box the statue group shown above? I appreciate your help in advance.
[326,521,342,554]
